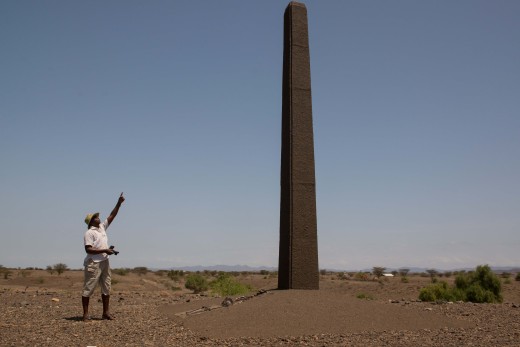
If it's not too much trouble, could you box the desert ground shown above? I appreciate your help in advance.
[1,268,520,346]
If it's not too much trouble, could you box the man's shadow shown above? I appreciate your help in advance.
[64,316,104,322]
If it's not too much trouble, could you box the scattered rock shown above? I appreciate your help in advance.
[51,298,60,302]
[221,297,234,307]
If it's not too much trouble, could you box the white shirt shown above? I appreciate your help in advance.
[83,219,110,265]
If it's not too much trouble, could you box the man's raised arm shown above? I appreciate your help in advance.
[107,192,125,226]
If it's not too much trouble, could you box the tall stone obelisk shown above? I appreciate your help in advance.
[278,1,319,290]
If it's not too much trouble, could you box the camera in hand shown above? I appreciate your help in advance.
[109,245,119,255]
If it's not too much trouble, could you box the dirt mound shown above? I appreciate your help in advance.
[160,289,471,339]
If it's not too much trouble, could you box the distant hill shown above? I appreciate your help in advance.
[150,264,519,273]
[342,266,520,274]
[166,264,277,272]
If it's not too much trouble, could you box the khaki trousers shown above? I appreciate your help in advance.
[82,259,111,297]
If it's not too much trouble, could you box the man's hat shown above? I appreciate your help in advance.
[84,212,100,226]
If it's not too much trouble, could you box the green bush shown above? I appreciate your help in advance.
[419,265,502,303]
[185,273,209,293]
[419,281,463,302]
[515,273,520,281]
[210,273,252,296]
[456,265,502,303]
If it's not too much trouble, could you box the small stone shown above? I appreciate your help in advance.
[425,308,433,311]
[51,298,60,302]
[221,297,234,307]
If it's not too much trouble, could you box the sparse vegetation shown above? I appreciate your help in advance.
[354,272,370,281]
[398,268,410,277]
[516,273,520,281]
[46,265,55,275]
[356,292,375,300]
[167,270,184,282]
[154,270,166,277]
[0,263,518,345]
[53,263,68,275]
[19,269,31,278]
[426,269,438,283]
[372,267,386,278]
[320,269,327,276]
[133,267,148,276]
[113,268,130,276]
[0,265,12,279]
[336,272,347,280]
[185,273,209,293]
[419,265,502,303]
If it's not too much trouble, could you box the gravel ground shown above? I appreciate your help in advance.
[1,285,520,346]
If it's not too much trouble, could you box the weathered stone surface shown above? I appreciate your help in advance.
[278,1,319,290]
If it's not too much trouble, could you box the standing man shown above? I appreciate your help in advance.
[82,192,125,321]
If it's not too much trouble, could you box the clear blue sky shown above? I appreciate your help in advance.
[1,1,519,271]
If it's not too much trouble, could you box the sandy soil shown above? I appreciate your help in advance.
[1,269,519,346]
